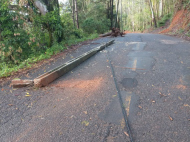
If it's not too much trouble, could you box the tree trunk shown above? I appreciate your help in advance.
[132,0,135,31]
[120,0,122,31]
[110,0,114,28]
[72,0,75,27]
[159,0,163,17]
[149,0,157,28]
[47,24,53,47]
[115,0,119,28]
[75,0,79,29]
[55,0,59,15]
[0,30,2,41]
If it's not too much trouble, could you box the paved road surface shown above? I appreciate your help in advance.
[0,33,190,142]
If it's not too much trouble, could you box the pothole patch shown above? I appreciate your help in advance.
[120,78,138,89]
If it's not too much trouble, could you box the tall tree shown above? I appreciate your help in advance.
[149,0,157,28]
[75,0,79,29]
[72,0,76,27]
[159,0,163,17]
[120,0,123,31]
[111,0,114,28]
[115,0,120,28]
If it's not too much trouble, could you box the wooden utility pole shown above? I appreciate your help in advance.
[75,0,79,29]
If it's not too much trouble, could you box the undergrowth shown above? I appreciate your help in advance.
[158,14,172,27]
[0,33,98,78]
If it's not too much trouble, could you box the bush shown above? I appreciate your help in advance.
[158,14,172,27]
[0,0,38,63]
[82,17,110,34]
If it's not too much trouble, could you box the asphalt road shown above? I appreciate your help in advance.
[0,33,190,142]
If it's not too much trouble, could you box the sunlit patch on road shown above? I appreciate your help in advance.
[160,40,179,44]
[174,85,187,90]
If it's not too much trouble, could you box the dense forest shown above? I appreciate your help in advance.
[0,0,189,77]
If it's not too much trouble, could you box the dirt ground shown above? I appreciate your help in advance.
[149,9,190,41]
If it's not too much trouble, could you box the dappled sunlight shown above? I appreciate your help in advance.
[172,77,187,90]
[13,120,61,142]
[160,40,178,45]
[175,85,187,90]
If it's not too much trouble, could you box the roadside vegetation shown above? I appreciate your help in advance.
[0,0,110,77]
[159,0,190,39]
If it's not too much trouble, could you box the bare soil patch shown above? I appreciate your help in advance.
[53,77,103,94]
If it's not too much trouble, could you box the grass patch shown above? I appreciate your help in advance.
[178,28,185,34]
[0,33,98,78]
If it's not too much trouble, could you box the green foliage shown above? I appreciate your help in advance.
[0,0,38,63]
[185,31,190,37]
[82,18,110,34]
[78,1,111,34]
[0,33,98,77]
[0,0,99,78]
[183,0,190,9]
[178,28,185,34]
[158,14,172,27]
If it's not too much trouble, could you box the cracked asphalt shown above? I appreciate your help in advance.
[0,33,190,142]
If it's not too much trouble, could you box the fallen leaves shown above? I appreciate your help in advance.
[82,121,89,126]
[25,92,31,97]
[83,111,88,115]
[112,95,117,97]
[124,131,129,137]
[175,85,186,90]
[159,92,166,97]
[178,96,182,100]
[25,73,31,78]
[184,104,190,107]
[169,116,173,121]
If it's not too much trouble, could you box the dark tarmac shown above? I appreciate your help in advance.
[0,33,190,142]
